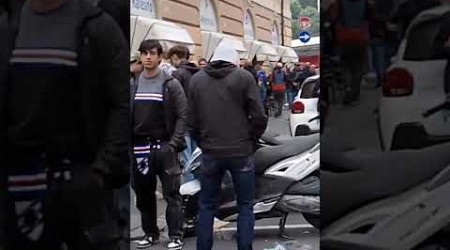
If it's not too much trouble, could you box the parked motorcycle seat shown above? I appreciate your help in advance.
[321,142,450,227]
[254,134,319,175]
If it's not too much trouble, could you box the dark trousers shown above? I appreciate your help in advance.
[132,145,183,240]
[273,91,285,116]
[341,45,367,103]
[196,155,255,250]
[4,158,119,250]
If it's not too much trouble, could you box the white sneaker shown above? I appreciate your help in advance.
[167,238,183,249]
[134,235,159,249]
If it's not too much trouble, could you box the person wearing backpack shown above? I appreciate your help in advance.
[270,62,288,117]
[330,0,372,105]
[0,0,130,248]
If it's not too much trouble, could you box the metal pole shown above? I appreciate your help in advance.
[281,0,285,46]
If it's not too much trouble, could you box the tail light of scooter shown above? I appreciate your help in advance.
[292,101,305,114]
[383,68,414,97]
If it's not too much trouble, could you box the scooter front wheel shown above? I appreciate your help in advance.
[303,213,320,229]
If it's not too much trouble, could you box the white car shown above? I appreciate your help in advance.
[289,75,320,136]
[377,4,450,150]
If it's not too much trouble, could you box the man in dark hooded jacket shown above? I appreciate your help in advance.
[187,43,267,250]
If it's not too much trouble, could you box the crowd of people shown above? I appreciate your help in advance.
[132,52,320,119]
[130,40,270,250]
[321,0,450,109]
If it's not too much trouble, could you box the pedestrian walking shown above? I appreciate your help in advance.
[290,62,304,97]
[187,43,268,250]
[330,0,371,105]
[255,63,268,106]
[0,0,130,249]
[270,62,288,117]
[131,40,186,250]
[284,64,296,109]
[369,0,391,88]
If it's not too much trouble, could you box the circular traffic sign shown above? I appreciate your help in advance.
[299,31,311,43]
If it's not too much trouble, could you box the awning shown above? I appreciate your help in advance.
[201,31,248,61]
[276,46,299,63]
[246,41,280,62]
[130,15,195,55]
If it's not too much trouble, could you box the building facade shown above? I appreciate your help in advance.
[130,0,293,61]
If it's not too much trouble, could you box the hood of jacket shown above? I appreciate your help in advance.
[178,60,200,75]
[204,61,237,79]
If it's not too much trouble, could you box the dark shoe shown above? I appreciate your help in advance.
[167,238,183,249]
[135,235,159,249]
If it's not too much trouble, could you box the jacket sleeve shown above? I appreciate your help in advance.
[187,77,200,145]
[168,79,188,151]
[90,13,130,188]
[0,24,15,245]
[244,71,268,141]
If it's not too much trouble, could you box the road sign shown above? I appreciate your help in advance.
[298,16,311,30]
[298,31,311,43]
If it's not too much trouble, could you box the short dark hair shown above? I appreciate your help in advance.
[198,58,207,64]
[167,45,190,60]
[138,40,163,55]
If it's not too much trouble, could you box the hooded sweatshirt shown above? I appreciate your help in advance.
[187,61,268,157]
[172,60,199,97]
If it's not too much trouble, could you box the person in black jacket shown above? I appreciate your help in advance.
[0,0,129,249]
[243,61,259,84]
[167,45,199,98]
[167,45,199,169]
[130,40,187,250]
[187,43,268,250]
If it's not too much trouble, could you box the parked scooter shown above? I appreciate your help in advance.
[321,100,450,250]
[180,133,320,238]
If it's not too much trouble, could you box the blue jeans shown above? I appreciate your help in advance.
[370,38,388,86]
[181,135,197,183]
[259,86,267,105]
[196,155,255,250]
[286,89,296,107]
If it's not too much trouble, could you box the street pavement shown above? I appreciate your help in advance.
[323,77,382,152]
[130,109,319,250]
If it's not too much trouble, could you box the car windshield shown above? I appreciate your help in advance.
[300,79,320,99]
[404,15,448,61]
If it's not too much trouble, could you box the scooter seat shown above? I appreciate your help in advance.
[322,142,450,227]
[254,134,319,175]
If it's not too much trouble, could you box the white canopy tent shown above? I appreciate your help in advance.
[245,41,280,62]
[201,31,248,61]
[275,45,299,63]
[130,15,195,55]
